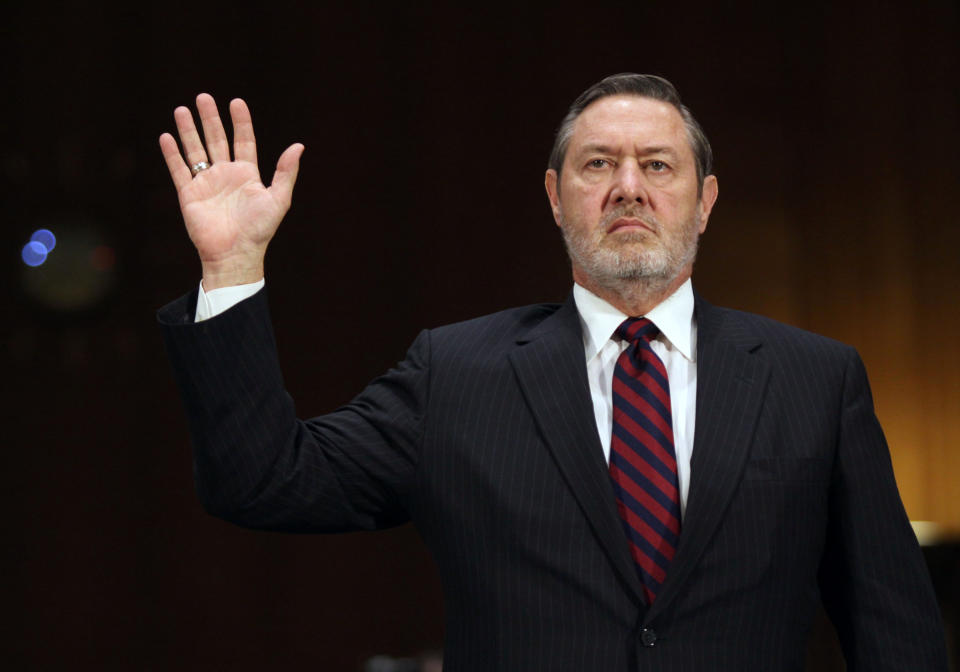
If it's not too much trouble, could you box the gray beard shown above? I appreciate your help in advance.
[560,209,700,300]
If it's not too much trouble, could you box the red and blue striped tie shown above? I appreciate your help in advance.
[609,317,681,604]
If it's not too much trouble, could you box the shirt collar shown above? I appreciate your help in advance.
[573,278,696,363]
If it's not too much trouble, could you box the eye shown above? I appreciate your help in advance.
[648,160,668,172]
[587,158,609,169]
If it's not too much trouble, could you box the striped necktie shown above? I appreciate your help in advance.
[609,317,681,604]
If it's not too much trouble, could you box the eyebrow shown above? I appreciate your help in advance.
[637,146,679,159]
[577,143,680,159]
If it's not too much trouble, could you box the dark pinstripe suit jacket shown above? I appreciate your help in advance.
[159,287,947,671]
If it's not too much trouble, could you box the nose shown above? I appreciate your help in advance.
[609,162,649,206]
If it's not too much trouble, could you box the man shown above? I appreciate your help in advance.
[158,74,948,670]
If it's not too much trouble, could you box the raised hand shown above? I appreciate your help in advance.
[159,94,304,289]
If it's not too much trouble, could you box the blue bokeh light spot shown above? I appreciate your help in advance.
[31,229,56,251]
[22,241,49,267]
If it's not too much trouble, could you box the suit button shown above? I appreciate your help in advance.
[640,628,657,647]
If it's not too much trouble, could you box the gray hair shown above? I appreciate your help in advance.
[548,73,714,192]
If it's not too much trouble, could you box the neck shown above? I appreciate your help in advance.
[574,268,691,316]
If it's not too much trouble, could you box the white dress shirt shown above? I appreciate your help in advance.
[196,277,698,517]
[195,279,264,322]
[573,280,697,518]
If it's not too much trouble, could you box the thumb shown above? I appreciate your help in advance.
[268,143,305,208]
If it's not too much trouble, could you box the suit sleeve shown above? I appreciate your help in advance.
[157,287,428,533]
[818,348,948,671]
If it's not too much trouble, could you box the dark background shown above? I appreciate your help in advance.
[5,1,958,669]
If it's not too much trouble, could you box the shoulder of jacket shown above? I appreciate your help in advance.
[708,304,857,360]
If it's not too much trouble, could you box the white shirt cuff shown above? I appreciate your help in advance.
[194,278,265,322]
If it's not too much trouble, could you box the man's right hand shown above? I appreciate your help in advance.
[159,94,304,290]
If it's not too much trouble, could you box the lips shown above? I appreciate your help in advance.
[607,217,655,234]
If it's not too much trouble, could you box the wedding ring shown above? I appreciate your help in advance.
[190,161,210,176]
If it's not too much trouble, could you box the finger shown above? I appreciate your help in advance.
[196,93,230,164]
[267,143,305,208]
[158,132,193,190]
[173,105,209,168]
[229,98,258,167]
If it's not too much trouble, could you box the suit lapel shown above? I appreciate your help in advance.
[647,293,771,621]
[509,295,645,604]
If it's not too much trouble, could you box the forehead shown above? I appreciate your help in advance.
[568,95,688,156]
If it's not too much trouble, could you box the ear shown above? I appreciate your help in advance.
[697,175,719,234]
[544,169,562,227]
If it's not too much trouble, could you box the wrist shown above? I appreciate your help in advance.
[200,258,265,290]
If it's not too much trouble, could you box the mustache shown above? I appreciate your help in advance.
[601,205,660,232]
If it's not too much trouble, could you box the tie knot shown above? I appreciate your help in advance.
[616,317,659,344]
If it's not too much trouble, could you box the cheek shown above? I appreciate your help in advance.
[562,185,603,219]
[654,192,699,229]
[649,188,678,210]
[662,182,701,213]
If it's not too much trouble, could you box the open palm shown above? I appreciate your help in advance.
[159,94,304,288]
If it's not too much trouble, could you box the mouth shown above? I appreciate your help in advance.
[606,217,655,235]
